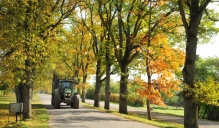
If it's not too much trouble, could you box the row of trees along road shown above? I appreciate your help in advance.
[0,0,219,128]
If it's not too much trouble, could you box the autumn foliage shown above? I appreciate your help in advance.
[132,33,185,106]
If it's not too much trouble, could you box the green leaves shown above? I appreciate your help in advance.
[193,57,219,106]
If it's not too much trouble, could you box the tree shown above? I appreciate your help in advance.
[177,0,218,127]
[109,0,182,114]
[97,0,118,110]
[137,0,184,120]
[132,33,185,120]
[109,0,151,114]
[0,0,78,119]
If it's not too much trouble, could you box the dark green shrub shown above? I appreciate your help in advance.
[133,98,145,107]
[86,87,95,99]
[198,103,219,121]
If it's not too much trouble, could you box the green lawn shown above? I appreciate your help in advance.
[131,104,184,117]
[154,109,184,116]
[0,94,49,128]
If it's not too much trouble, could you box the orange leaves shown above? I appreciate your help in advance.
[141,32,185,74]
[133,75,180,106]
[132,32,184,106]
[132,78,164,106]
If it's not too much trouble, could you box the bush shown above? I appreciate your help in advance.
[133,98,145,107]
[198,103,219,121]
[86,87,95,99]
[99,93,120,103]
[110,94,120,103]
[85,86,145,107]
[127,94,145,107]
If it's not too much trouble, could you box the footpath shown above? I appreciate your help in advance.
[85,99,219,128]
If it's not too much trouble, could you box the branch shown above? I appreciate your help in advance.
[151,7,176,32]
[128,50,139,65]
[205,9,219,21]
[178,0,189,36]
[199,0,211,14]
[99,70,117,83]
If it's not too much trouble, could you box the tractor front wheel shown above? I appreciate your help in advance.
[73,94,80,109]
[54,93,60,109]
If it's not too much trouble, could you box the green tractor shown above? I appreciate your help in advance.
[51,73,80,109]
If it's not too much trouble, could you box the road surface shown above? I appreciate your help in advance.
[39,94,158,128]
[39,94,219,128]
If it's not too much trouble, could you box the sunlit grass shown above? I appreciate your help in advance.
[0,94,49,128]
[153,109,184,116]
[81,102,184,128]
[133,104,184,117]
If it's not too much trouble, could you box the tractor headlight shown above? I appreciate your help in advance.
[65,93,70,96]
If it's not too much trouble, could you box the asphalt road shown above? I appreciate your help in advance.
[39,94,158,128]
[39,94,219,128]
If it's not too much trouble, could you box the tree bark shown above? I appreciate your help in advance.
[81,75,87,103]
[23,59,33,119]
[15,83,23,103]
[22,85,32,119]
[104,35,111,110]
[182,17,199,128]
[94,60,101,107]
[104,60,110,110]
[183,33,199,127]
[146,99,152,120]
[119,64,128,114]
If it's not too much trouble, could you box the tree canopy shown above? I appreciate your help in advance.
[0,1,219,127]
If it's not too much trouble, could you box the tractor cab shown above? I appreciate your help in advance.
[59,80,74,99]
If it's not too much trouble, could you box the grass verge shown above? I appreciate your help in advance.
[81,102,183,128]
[153,109,184,117]
[0,94,49,128]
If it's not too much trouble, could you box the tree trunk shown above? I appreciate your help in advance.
[184,97,198,127]
[23,59,33,119]
[146,99,152,120]
[119,65,128,114]
[178,0,211,127]
[15,83,23,103]
[104,60,110,110]
[74,70,81,95]
[183,24,199,128]
[94,60,101,107]
[81,75,87,103]
[183,44,199,127]
[104,40,111,110]
[22,85,32,119]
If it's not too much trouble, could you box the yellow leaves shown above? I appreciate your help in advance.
[194,79,219,106]
[183,78,219,106]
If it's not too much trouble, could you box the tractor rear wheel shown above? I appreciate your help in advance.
[54,93,60,109]
[73,94,80,109]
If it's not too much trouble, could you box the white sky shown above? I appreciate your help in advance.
[197,41,219,58]
[197,3,219,58]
